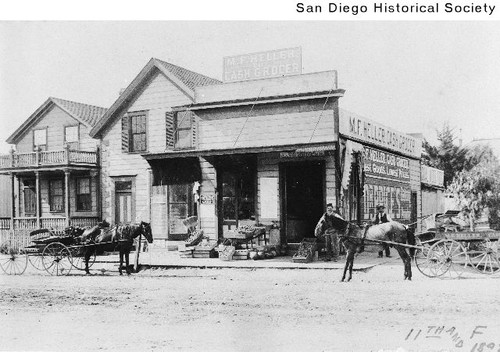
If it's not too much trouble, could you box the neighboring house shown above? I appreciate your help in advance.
[89,58,221,240]
[0,97,107,230]
[420,164,445,230]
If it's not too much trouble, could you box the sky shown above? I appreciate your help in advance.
[1,20,500,153]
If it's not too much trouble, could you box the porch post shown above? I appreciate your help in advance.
[64,169,70,227]
[90,170,100,222]
[10,172,15,230]
[35,171,41,228]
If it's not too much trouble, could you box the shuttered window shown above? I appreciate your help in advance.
[174,111,194,149]
[122,111,147,153]
[165,111,174,149]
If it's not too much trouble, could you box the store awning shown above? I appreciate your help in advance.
[147,157,201,186]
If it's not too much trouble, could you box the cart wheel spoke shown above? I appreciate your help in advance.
[29,254,45,271]
[42,242,72,276]
[0,239,28,275]
[468,240,500,275]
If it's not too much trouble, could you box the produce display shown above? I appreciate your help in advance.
[185,230,204,246]
[292,239,317,263]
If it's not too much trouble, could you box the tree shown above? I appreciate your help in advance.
[424,123,500,227]
[422,123,467,187]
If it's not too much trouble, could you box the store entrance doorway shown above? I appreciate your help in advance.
[282,161,325,243]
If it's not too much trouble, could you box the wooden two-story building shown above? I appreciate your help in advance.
[0,97,106,230]
[88,58,221,239]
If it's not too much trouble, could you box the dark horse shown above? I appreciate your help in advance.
[79,221,153,275]
[335,219,415,282]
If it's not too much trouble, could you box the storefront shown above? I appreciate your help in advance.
[339,110,422,225]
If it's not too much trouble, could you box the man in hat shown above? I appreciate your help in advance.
[373,204,392,258]
[314,203,346,261]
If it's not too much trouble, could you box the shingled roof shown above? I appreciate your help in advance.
[6,97,107,144]
[155,59,221,90]
[90,58,221,138]
[51,97,108,127]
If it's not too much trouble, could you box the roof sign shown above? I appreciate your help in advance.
[223,47,302,82]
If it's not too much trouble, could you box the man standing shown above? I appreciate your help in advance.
[314,203,346,262]
[373,204,392,258]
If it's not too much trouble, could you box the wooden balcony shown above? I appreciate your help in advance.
[0,148,98,172]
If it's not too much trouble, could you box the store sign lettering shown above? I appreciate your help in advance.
[340,114,422,158]
[363,147,410,181]
[223,47,302,82]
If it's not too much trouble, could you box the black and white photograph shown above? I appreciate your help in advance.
[1,3,500,351]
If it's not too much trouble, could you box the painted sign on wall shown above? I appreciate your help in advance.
[363,181,411,221]
[363,146,410,182]
[340,110,422,158]
[223,47,302,82]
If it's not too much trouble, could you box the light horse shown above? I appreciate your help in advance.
[335,219,415,282]
[80,221,153,275]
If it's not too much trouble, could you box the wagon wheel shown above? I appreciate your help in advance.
[42,242,72,276]
[28,254,46,271]
[414,243,445,278]
[433,239,468,278]
[69,246,96,271]
[0,239,28,275]
[467,239,500,275]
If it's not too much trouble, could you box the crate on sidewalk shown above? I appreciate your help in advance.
[292,238,317,263]
[233,249,249,260]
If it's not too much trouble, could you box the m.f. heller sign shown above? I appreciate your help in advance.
[340,111,422,159]
[223,47,302,82]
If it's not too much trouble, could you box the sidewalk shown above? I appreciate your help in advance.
[137,246,395,271]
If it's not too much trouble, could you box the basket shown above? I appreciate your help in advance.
[219,245,236,261]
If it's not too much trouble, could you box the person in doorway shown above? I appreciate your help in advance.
[314,203,346,262]
[372,204,392,258]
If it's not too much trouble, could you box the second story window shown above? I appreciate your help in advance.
[64,125,79,149]
[33,128,47,151]
[122,112,147,153]
[174,111,193,149]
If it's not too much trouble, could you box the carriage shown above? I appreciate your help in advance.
[413,211,500,278]
[0,222,152,276]
[0,228,106,276]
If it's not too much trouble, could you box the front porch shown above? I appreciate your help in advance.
[1,147,101,232]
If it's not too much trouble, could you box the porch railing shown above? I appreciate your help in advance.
[4,217,100,231]
[0,148,98,170]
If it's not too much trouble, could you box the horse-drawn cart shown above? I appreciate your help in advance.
[1,222,153,276]
[0,228,98,276]
[414,212,500,278]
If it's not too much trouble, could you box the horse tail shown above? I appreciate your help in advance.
[405,225,416,257]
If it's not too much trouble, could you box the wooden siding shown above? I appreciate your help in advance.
[195,71,338,104]
[0,175,11,217]
[199,157,217,240]
[15,105,98,153]
[99,70,192,226]
[198,109,335,150]
[257,153,280,225]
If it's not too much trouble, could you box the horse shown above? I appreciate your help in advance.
[336,220,416,282]
[81,221,153,275]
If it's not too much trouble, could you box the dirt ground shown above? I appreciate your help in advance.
[1,261,499,352]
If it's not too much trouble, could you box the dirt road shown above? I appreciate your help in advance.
[1,263,499,352]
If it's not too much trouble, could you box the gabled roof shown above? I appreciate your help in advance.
[89,58,221,138]
[6,97,107,144]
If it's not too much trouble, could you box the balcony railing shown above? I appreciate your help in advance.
[1,216,100,231]
[0,148,98,170]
